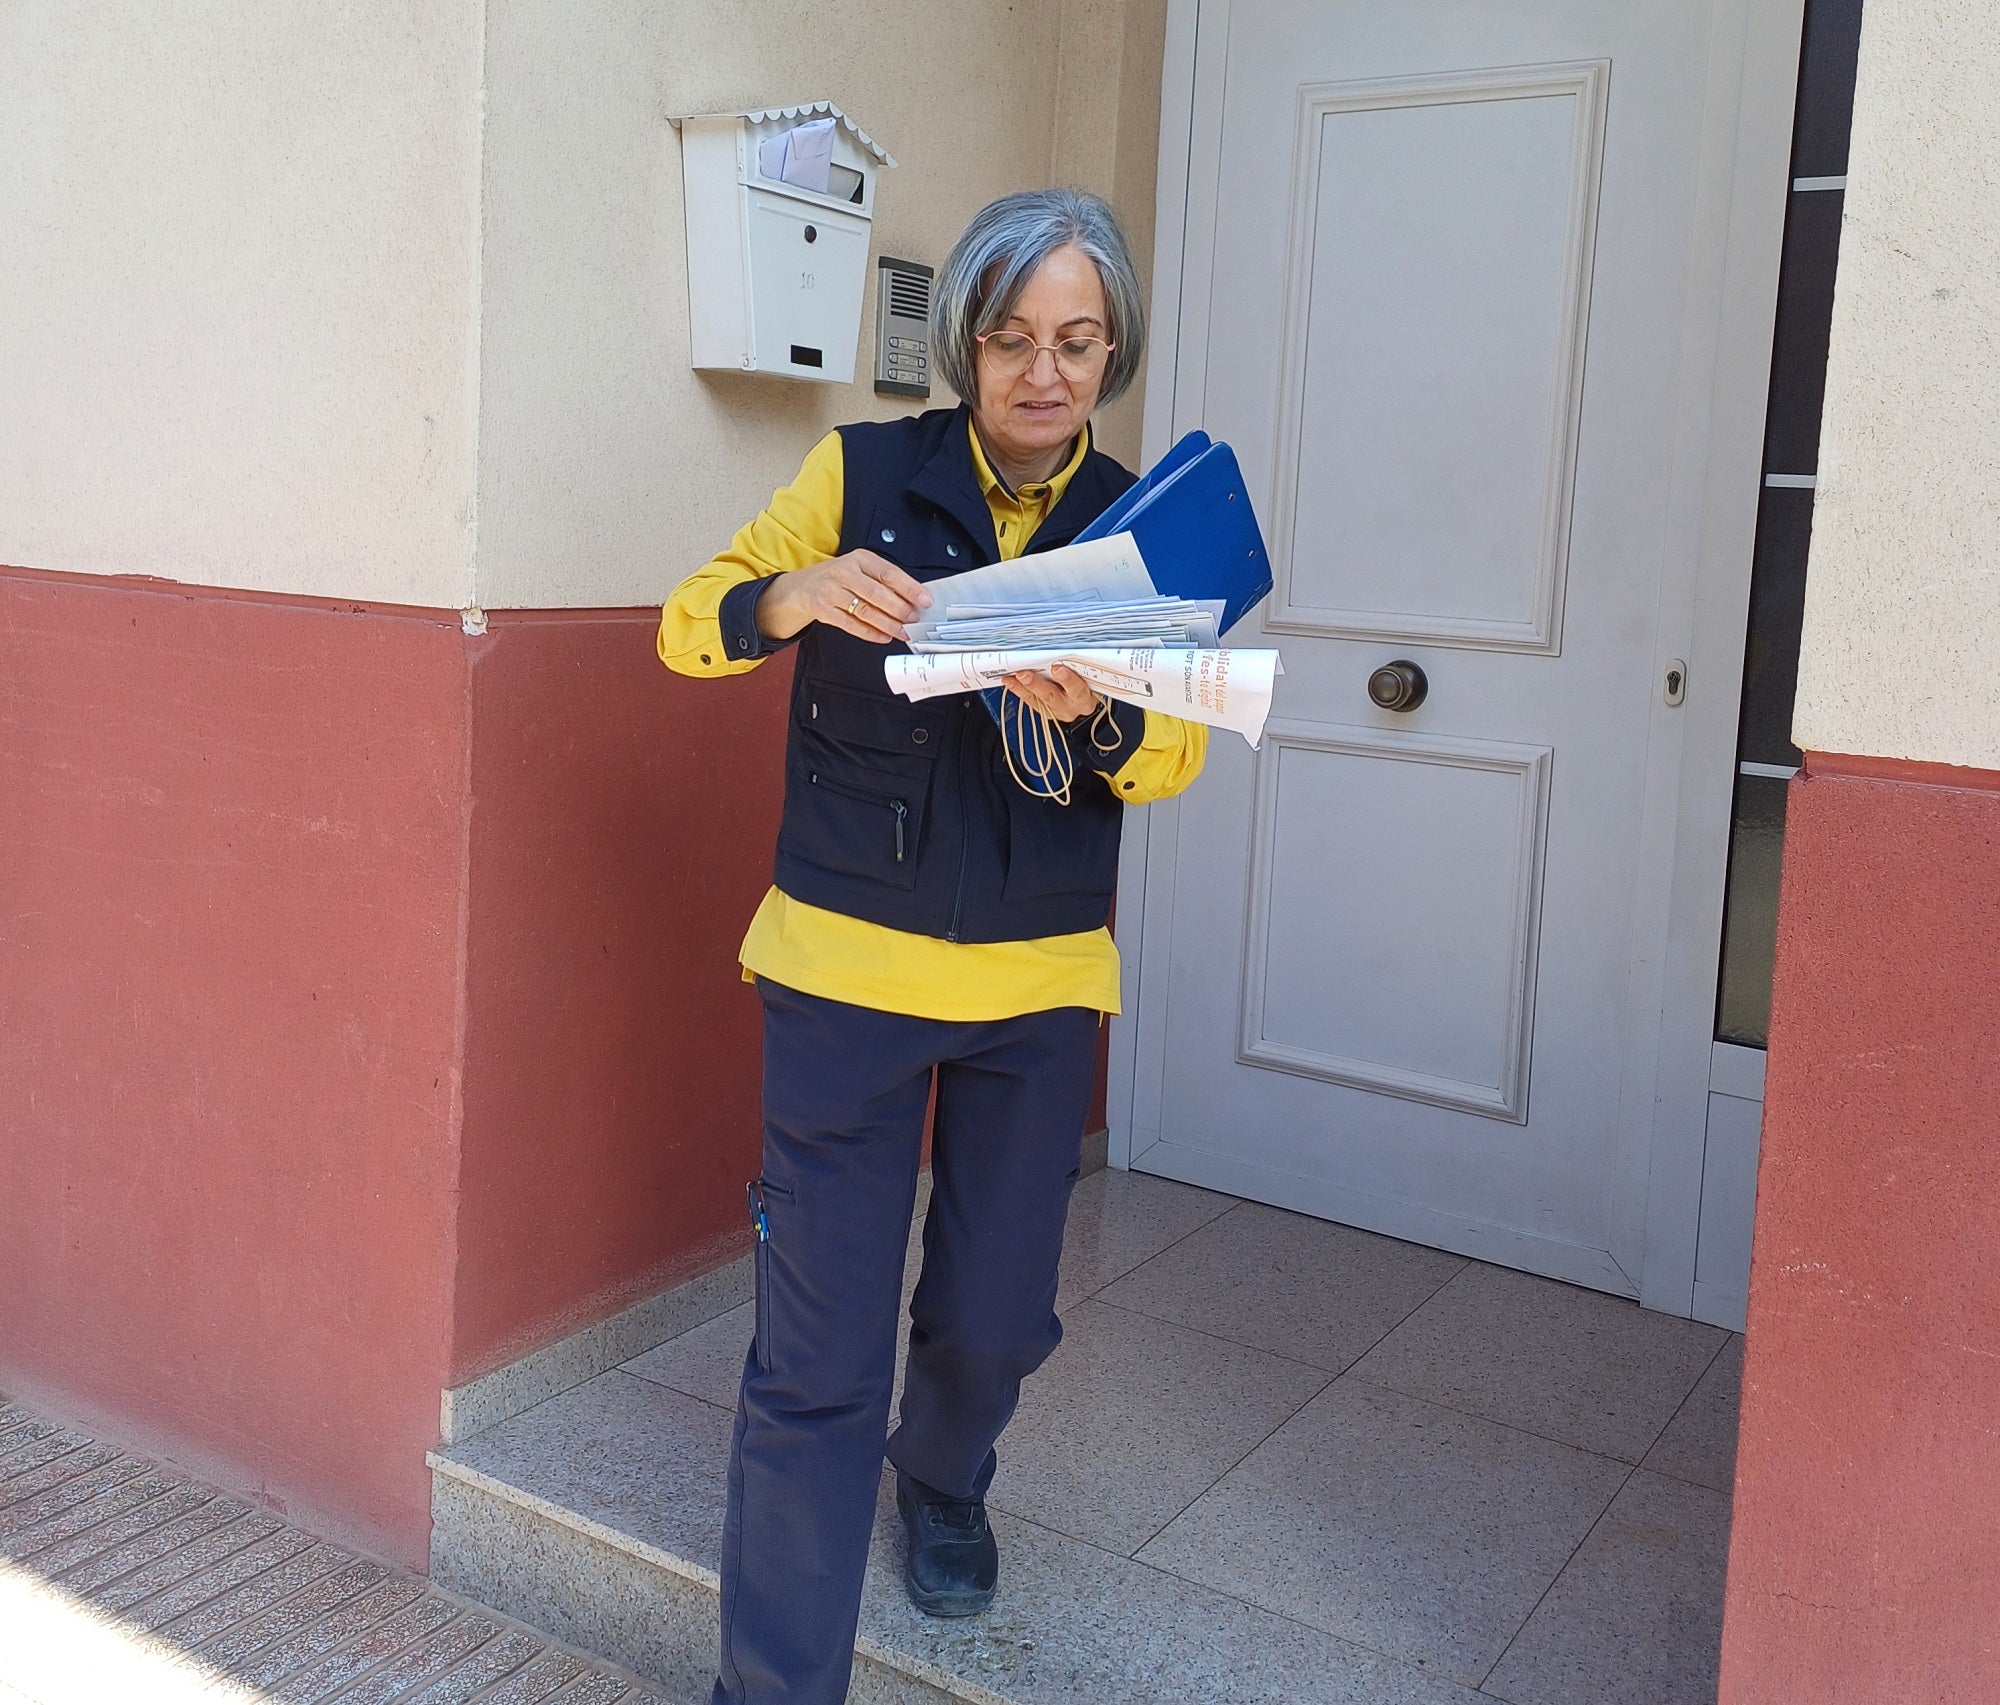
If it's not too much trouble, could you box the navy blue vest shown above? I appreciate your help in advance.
[768,406,1137,943]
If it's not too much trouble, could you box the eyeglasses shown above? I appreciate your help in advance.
[975,330,1115,383]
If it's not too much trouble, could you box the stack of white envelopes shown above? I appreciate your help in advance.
[908,595,1224,653]
[883,532,1281,744]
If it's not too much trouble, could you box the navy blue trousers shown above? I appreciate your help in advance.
[712,980,1098,1705]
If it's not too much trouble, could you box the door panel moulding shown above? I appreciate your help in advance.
[1236,723,1552,1122]
[1263,61,1608,654]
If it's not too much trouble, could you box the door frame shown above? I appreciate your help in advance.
[1107,0,1804,1316]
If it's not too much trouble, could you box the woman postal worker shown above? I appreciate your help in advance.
[658,189,1207,1705]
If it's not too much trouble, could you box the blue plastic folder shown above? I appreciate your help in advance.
[980,432,1274,739]
[1072,431,1272,635]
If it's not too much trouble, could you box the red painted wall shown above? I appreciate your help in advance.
[1,569,1104,1563]
[448,612,788,1382]
[0,568,468,1568]
[1720,753,2000,1702]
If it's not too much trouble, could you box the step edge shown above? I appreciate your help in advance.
[428,1457,1017,1705]
[439,1252,756,1445]
[429,1452,720,1592]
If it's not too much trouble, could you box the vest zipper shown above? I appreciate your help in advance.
[808,772,909,863]
[945,714,972,940]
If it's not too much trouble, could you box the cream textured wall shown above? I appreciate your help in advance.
[0,1,483,609]
[471,0,1167,610]
[0,0,1163,613]
[1792,0,2000,772]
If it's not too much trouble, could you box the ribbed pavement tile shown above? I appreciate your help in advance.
[328,1611,505,1705]
[0,1446,134,1517]
[0,1415,64,1455]
[160,1543,361,1648]
[395,1627,545,1703]
[0,1453,147,1535]
[11,1483,213,1572]
[0,1400,692,1705]
[126,1525,322,1630]
[5,1470,184,1561]
[469,1649,589,1704]
[0,1430,95,1483]
[84,1509,283,1613]
[263,1592,461,1701]
[53,1495,251,1594]
[549,1674,642,1704]
[197,1556,391,1668]
[229,1574,429,1690]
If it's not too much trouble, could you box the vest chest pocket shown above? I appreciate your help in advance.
[780,679,946,891]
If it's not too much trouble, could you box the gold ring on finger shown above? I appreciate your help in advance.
[846,594,863,616]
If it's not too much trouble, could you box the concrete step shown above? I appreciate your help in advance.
[429,1374,982,1705]
[428,1366,1478,1705]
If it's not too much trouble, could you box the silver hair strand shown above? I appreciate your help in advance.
[931,189,1147,408]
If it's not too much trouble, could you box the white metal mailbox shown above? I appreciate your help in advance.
[673,102,896,383]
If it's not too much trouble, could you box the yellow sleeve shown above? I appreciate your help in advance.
[657,430,847,677]
[1102,712,1208,805]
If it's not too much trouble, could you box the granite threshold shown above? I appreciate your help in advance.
[428,1453,998,1705]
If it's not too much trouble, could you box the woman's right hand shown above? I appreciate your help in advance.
[755,550,933,645]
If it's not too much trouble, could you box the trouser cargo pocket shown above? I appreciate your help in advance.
[747,1177,794,1376]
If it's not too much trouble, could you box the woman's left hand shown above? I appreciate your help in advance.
[1005,664,1099,723]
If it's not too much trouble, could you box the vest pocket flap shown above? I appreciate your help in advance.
[781,758,930,891]
[802,677,949,756]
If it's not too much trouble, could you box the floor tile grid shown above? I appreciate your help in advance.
[1079,1245,1471,1380]
[1000,1487,1493,1704]
[1207,1348,1724,1693]
[1460,1329,1734,1696]
[1072,1222,1468,1561]
[1108,1258,1730,1694]
[1451,1336,1739,1701]
[611,1191,1735,1700]
[1624,1328,1736,1488]
[1318,1260,1736,1475]
[1336,1351,1724,1483]
[612,1335,1486,1703]
[1632,1328,1744,1488]
[618,1187,1476,1597]
[0,1401,668,1705]
[1055,1186,1250,1305]
[1463,1457,1643,1696]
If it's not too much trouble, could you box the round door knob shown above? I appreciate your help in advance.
[1367,659,1428,712]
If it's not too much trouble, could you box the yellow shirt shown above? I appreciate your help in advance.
[658,420,1207,1020]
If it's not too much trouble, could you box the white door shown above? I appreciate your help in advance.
[1116,0,1800,1301]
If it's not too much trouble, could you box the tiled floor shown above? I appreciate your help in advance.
[0,1404,672,1705]
[626,1167,1742,1704]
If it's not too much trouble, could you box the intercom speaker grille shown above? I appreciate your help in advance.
[875,255,935,400]
[889,272,930,320]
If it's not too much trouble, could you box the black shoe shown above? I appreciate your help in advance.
[896,1471,998,1617]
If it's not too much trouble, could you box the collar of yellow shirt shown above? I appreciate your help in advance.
[966,418,1093,549]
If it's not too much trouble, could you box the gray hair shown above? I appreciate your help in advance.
[932,189,1147,409]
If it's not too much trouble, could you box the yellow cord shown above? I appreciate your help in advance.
[1000,691,1126,803]
[1001,689,1074,803]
